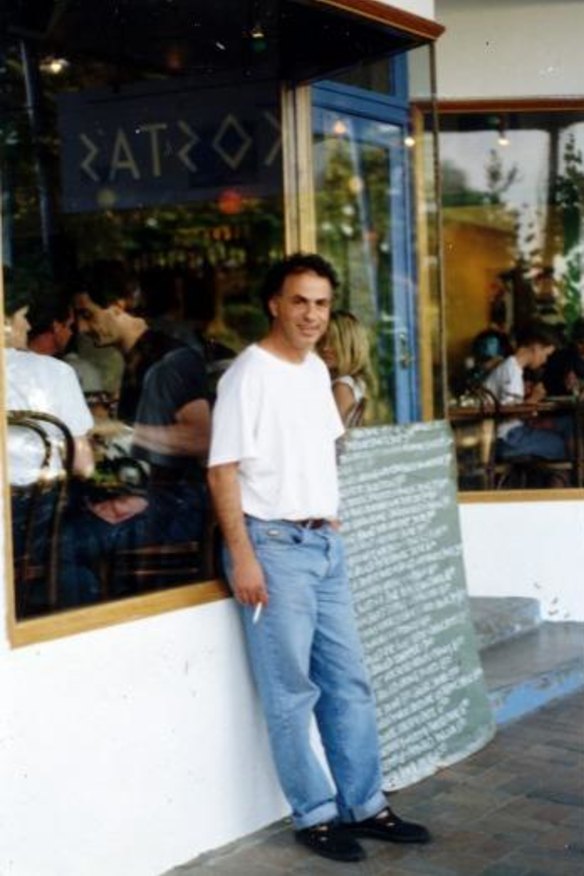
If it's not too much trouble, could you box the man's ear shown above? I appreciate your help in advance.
[268,295,279,320]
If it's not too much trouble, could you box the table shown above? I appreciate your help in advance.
[448,396,584,489]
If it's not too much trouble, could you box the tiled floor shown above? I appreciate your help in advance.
[166,692,584,876]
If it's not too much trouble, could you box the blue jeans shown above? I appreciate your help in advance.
[498,423,567,460]
[223,517,386,830]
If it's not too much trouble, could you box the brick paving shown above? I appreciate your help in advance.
[166,693,584,876]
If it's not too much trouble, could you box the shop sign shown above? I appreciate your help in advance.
[57,80,281,213]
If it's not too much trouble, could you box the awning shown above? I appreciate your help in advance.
[0,0,443,84]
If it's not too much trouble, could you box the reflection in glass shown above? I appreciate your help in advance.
[313,109,404,424]
[1,37,284,617]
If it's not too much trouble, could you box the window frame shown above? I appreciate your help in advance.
[1,83,300,648]
[435,97,584,504]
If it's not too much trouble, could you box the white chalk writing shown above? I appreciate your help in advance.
[339,422,495,790]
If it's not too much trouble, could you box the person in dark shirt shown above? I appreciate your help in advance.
[70,262,212,593]
[470,298,514,381]
[72,263,183,423]
[130,345,210,544]
[543,318,584,397]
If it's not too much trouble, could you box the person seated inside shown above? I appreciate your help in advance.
[70,263,212,593]
[318,310,375,427]
[483,323,569,462]
[543,317,584,397]
[72,260,185,425]
[3,268,97,613]
[469,298,514,383]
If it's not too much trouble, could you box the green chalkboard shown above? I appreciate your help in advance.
[339,421,495,790]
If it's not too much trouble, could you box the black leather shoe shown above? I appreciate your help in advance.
[295,822,366,862]
[345,806,431,844]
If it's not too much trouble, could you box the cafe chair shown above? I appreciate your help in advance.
[8,410,75,617]
[98,512,218,599]
[493,453,574,490]
[451,386,499,490]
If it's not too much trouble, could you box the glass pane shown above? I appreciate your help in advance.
[1,35,284,618]
[440,109,584,491]
[313,108,405,424]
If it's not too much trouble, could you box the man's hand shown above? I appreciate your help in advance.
[207,462,269,607]
[527,381,547,403]
[232,553,269,606]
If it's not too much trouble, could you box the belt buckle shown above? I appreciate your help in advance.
[306,518,324,529]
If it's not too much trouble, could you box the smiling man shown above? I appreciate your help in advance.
[208,253,430,863]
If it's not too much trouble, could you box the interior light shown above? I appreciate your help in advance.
[250,22,265,39]
[498,133,510,147]
[332,119,348,136]
[404,135,416,148]
[40,56,69,74]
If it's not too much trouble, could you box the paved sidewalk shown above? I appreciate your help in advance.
[167,693,584,876]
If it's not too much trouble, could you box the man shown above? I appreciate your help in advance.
[483,323,568,460]
[72,265,211,588]
[27,292,75,357]
[4,271,96,611]
[207,253,430,863]
[72,261,183,423]
[543,317,584,397]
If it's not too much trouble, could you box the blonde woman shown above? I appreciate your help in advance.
[319,310,375,427]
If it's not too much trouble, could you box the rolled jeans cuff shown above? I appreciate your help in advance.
[293,801,339,831]
[341,790,387,824]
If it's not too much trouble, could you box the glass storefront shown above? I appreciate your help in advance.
[1,2,440,630]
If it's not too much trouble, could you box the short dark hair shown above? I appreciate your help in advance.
[3,257,53,317]
[3,267,31,317]
[259,253,339,319]
[515,322,558,349]
[27,290,71,339]
[76,259,129,308]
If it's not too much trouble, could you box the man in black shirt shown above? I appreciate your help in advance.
[543,318,584,397]
[71,264,211,592]
[72,280,183,423]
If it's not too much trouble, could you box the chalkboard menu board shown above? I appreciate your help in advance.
[339,421,495,790]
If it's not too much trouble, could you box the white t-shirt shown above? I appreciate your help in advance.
[483,355,524,438]
[6,349,94,486]
[209,344,344,520]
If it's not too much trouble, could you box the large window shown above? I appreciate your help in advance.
[1,33,284,624]
[1,1,442,641]
[439,105,584,493]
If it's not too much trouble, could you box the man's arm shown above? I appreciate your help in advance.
[132,399,211,459]
[207,463,268,606]
[72,435,95,478]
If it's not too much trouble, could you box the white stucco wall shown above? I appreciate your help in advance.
[460,500,584,622]
[0,574,288,876]
[435,0,584,99]
[383,0,435,17]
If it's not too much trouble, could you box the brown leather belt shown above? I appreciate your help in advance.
[293,518,328,529]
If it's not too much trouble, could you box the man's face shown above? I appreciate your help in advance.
[530,343,555,370]
[53,312,74,354]
[268,271,333,355]
[8,306,30,350]
[73,292,123,347]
